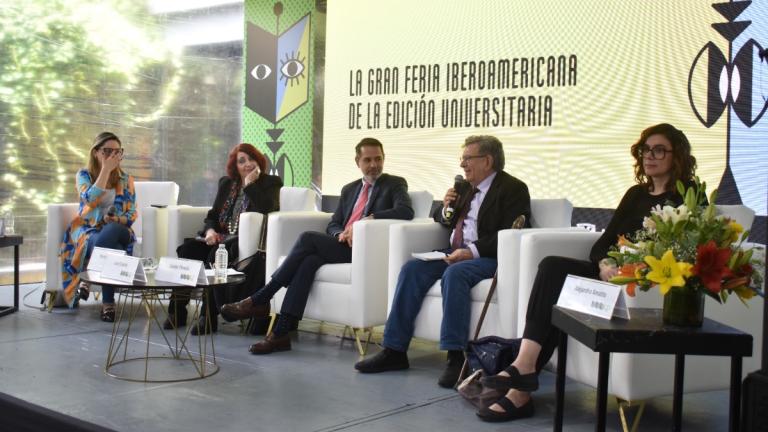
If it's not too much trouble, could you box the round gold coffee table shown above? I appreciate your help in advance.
[82,270,246,383]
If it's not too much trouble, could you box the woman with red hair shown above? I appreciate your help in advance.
[164,143,282,334]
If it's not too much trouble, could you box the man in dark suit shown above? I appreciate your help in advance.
[220,137,414,354]
[355,135,531,388]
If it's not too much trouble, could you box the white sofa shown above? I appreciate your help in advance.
[164,186,318,261]
[268,191,434,354]
[45,181,179,294]
[386,198,574,343]
[515,204,763,407]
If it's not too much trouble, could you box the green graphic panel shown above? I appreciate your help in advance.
[243,0,315,187]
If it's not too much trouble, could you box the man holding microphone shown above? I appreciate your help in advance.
[355,135,531,388]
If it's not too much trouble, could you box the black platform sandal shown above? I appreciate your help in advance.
[476,395,535,422]
[480,365,539,391]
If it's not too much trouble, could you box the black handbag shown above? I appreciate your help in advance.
[466,335,521,376]
[456,215,526,408]
[458,336,521,409]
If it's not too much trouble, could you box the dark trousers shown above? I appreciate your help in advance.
[168,237,237,317]
[256,231,352,319]
[522,256,599,371]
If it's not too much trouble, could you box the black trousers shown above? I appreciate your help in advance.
[522,256,599,371]
[168,237,238,317]
[264,231,352,319]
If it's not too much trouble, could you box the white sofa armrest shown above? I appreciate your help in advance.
[166,206,210,258]
[495,227,581,337]
[140,206,171,259]
[516,231,602,337]
[346,219,412,327]
[265,211,333,277]
[238,212,266,259]
[387,221,449,310]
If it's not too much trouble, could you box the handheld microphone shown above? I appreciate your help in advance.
[444,174,464,220]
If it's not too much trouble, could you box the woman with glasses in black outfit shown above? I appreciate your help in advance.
[476,123,700,422]
[60,132,136,322]
[163,143,282,335]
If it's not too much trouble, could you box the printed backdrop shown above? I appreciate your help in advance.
[322,0,767,214]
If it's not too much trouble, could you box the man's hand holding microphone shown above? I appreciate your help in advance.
[443,174,464,220]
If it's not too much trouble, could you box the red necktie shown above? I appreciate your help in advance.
[345,182,371,230]
[451,187,479,250]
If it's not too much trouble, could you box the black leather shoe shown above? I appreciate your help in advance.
[480,365,539,392]
[438,352,464,388]
[190,315,217,335]
[354,348,409,373]
[163,312,188,330]
[476,396,534,422]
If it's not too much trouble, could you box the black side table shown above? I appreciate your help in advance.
[552,306,752,432]
[0,235,23,317]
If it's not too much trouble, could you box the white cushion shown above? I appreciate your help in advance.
[530,198,573,228]
[409,190,433,218]
[133,181,179,234]
[716,204,755,231]
[280,187,317,211]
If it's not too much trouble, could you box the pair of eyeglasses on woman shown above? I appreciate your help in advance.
[638,145,671,160]
[101,148,124,156]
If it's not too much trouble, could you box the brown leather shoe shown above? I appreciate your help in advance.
[220,297,269,322]
[248,332,291,355]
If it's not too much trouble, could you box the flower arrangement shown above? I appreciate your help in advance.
[608,179,763,306]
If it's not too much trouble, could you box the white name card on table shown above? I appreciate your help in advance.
[155,257,207,287]
[87,247,127,272]
[557,275,630,320]
[100,254,146,284]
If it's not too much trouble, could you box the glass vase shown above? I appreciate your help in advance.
[662,287,705,327]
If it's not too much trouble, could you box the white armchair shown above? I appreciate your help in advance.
[516,230,764,411]
[386,198,574,343]
[268,191,434,354]
[164,186,318,260]
[45,181,179,295]
[716,204,756,232]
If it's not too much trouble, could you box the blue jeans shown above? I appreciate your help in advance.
[383,256,497,351]
[86,223,132,304]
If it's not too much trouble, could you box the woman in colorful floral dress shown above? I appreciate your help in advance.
[60,132,136,322]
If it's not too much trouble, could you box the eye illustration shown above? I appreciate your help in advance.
[280,50,306,86]
[251,64,272,80]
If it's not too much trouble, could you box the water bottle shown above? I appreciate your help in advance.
[214,244,228,282]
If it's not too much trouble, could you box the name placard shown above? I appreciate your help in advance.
[557,275,630,320]
[155,257,207,287]
[87,247,127,272]
[100,254,144,284]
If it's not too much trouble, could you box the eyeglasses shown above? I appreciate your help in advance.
[638,145,671,160]
[100,148,124,156]
[459,154,487,164]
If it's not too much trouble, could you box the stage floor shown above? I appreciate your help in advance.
[0,283,732,432]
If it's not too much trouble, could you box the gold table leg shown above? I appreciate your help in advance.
[104,286,219,382]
